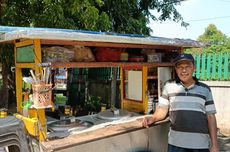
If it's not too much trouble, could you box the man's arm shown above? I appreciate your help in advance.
[207,114,219,152]
[142,107,168,128]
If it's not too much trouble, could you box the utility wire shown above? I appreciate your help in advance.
[162,0,189,5]
[153,15,230,24]
[220,0,230,2]
[172,0,189,3]
[186,16,230,22]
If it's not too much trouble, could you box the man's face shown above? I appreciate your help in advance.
[175,61,196,83]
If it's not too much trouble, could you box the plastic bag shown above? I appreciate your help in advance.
[69,45,95,62]
[43,46,74,62]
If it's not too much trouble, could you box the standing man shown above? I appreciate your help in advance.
[142,54,219,152]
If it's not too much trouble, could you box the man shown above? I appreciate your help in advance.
[142,54,219,152]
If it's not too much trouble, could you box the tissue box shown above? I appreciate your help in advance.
[147,53,162,62]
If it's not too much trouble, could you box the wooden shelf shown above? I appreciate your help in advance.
[47,62,174,68]
[41,39,182,50]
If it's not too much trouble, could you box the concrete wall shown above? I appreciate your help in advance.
[202,81,230,135]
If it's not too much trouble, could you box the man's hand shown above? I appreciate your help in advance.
[142,116,154,128]
[142,107,168,128]
[207,114,219,152]
[210,145,219,152]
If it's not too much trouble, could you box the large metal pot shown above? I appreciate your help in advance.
[96,109,132,121]
[48,119,93,132]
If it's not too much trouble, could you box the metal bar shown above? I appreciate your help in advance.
[223,53,229,80]
[218,54,223,80]
[111,68,117,108]
[15,39,34,47]
[207,54,211,80]
[49,62,174,68]
[40,40,182,50]
[196,55,201,79]
[14,41,23,113]
[201,54,206,80]
[120,67,125,109]
[15,63,35,68]
[15,67,23,113]
[142,67,148,114]
[212,54,217,80]
[33,39,42,75]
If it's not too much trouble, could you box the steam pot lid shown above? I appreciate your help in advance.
[96,109,131,120]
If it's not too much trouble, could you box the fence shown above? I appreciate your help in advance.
[194,53,229,81]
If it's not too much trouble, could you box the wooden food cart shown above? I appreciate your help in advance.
[0,26,203,152]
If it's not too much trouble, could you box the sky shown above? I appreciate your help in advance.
[149,0,230,40]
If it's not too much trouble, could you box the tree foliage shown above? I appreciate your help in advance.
[198,24,230,54]
[186,24,230,55]
[1,0,185,35]
[185,24,230,81]
[0,0,185,107]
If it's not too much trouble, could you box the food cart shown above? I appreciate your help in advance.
[0,26,204,152]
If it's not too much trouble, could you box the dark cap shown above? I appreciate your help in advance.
[174,54,195,65]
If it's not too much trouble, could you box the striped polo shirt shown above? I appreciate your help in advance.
[159,79,216,149]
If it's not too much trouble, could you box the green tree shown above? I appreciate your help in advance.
[185,24,230,81]
[1,0,186,35]
[186,24,230,55]
[198,24,230,54]
[0,0,186,108]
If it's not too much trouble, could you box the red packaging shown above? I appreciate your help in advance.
[96,47,122,62]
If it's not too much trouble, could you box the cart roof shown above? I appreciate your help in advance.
[0,26,205,48]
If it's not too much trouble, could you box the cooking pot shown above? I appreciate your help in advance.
[48,118,94,132]
[96,109,132,120]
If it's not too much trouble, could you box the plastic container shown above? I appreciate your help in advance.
[32,84,52,108]
[54,94,67,105]
[95,47,122,62]
[0,108,7,118]
[120,52,129,62]
[147,53,162,62]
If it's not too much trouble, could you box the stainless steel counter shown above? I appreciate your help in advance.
[46,110,141,138]
[42,115,170,152]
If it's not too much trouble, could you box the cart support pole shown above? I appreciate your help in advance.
[14,39,47,141]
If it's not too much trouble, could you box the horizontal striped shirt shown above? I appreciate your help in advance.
[159,79,216,149]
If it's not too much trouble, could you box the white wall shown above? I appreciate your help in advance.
[202,81,230,135]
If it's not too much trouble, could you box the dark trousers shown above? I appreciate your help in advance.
[168,144,210,152]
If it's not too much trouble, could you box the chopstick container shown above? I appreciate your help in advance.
[32,83,52,108]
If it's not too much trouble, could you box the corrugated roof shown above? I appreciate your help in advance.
[0,26,205,48]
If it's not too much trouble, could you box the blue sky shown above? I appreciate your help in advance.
[149,0,230,40]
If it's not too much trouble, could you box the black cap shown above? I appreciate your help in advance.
[174,54,195,65]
